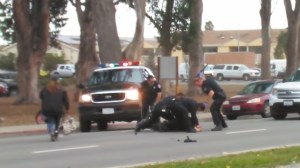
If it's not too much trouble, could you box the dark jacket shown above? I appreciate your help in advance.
[40,87,69,116]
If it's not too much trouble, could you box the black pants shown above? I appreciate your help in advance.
[210,98,226,127]
[168,102,193,131]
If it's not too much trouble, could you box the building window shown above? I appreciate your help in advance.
[203,47,217,53]
[229,46,247,52]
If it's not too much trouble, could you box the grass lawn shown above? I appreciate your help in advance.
[139,146,300,168]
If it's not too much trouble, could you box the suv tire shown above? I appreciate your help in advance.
[216,74,224,81]
[271,107,287,120]
[243,74,250,81]
[80,118,91,132]
[97,121,108,131]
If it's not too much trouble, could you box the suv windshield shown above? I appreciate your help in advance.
[286,70,300,82]
[88,68,144,85]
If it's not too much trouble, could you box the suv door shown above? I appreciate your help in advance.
[224,65,233,79]
[232,65,243,79]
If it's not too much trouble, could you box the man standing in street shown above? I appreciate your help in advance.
[139,75,162,119]
[194,72,227,131]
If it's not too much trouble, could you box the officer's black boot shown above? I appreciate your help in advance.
[211,125,222,131]
[134,119,151,134]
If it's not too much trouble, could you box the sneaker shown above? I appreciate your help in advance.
[211,125,222,131]
[50,133,55,142]
[222,123,228,128]
[54,130,59,140]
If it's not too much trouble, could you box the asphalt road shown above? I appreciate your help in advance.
[1,114,300,168]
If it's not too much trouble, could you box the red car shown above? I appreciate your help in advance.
[222,80,279,120]
[0,82,8,96]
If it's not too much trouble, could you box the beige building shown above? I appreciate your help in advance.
[0,29,285,67]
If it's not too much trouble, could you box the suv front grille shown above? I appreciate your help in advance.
[91,92,126,103]
[277,90,300,99]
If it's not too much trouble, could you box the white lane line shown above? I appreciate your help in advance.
[226,129,267,135]
[32,145,99,154]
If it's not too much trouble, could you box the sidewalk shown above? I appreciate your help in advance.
[0,112,212,136]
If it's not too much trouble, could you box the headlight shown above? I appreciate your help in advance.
[223,100,229,105]
[79,93,92,103]
[247,98,261,103]
[126,89,139,100]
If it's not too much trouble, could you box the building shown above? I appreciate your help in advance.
[0,29,285,67]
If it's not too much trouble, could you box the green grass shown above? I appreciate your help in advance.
[139,146,300,168]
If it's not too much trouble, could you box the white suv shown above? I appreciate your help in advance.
[51,64,76,77]
[212,64,261,81]
[270,68,300,119]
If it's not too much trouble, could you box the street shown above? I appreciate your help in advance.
[0,114,299,168]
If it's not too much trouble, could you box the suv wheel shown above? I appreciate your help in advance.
[243,74,250,81]
[271,107,287,120]
[261,102,271,118]
[226,115,237,120]
[97,121,108,131]
[216,74,224,81]
[79,118,91,132]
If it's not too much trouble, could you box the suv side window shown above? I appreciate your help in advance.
[213,65,225,70]
[226,66,232,70]
[59,65,64,70]
[233,66,239,70]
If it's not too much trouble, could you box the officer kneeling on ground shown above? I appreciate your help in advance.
[135,93,206,133]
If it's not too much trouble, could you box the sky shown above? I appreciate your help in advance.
[60,0,289,38]
[0,0,289,44]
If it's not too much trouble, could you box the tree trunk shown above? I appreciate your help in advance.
[284,0,300,76]
[73,0,99,101]
[123,0,146,61]
[259,0,271,79]
[13,0,50,104]
[187,0,203,96]
[92,0,122,63]
[158,0,175,97]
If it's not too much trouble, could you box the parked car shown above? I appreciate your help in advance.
[50,64,76,77]
[212,64,261,81]
[222,80,279,120]
[0,79,18,97]
[178,63,214,82]
[0,70,17,83]
[0,81,8,96]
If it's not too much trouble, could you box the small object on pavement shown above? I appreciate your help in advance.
[184,136,197,143]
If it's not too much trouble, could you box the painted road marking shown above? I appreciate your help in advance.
[226,129,267,134]
[32,145,99,154]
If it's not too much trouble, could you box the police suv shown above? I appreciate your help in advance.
[78,61,155,132]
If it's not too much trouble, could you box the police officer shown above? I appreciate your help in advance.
[135,93,204,133]
[139,75,162,119]
[194,72,227,131]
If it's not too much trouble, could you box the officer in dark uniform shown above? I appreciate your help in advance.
[135,93,205,133]
[194,72,227,131]
[139,75,162,119]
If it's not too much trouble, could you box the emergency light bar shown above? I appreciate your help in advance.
[99,61,140,68]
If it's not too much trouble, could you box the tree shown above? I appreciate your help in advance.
[259,0,271,79]
[274,30,287,59]
[12,0,68,103]
[0,0,15,44]
[122,0,146,61]
[91,0,122,63]
[70,0,99,90]
[284,0,300,76]
[204,21,214,31]
[0,52,16,71]
[146,0,190,96]
[186,0,203,96]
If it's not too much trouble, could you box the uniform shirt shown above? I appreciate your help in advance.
[201,76,226,100]
[178,98,199,126]
[139,80,162,105]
